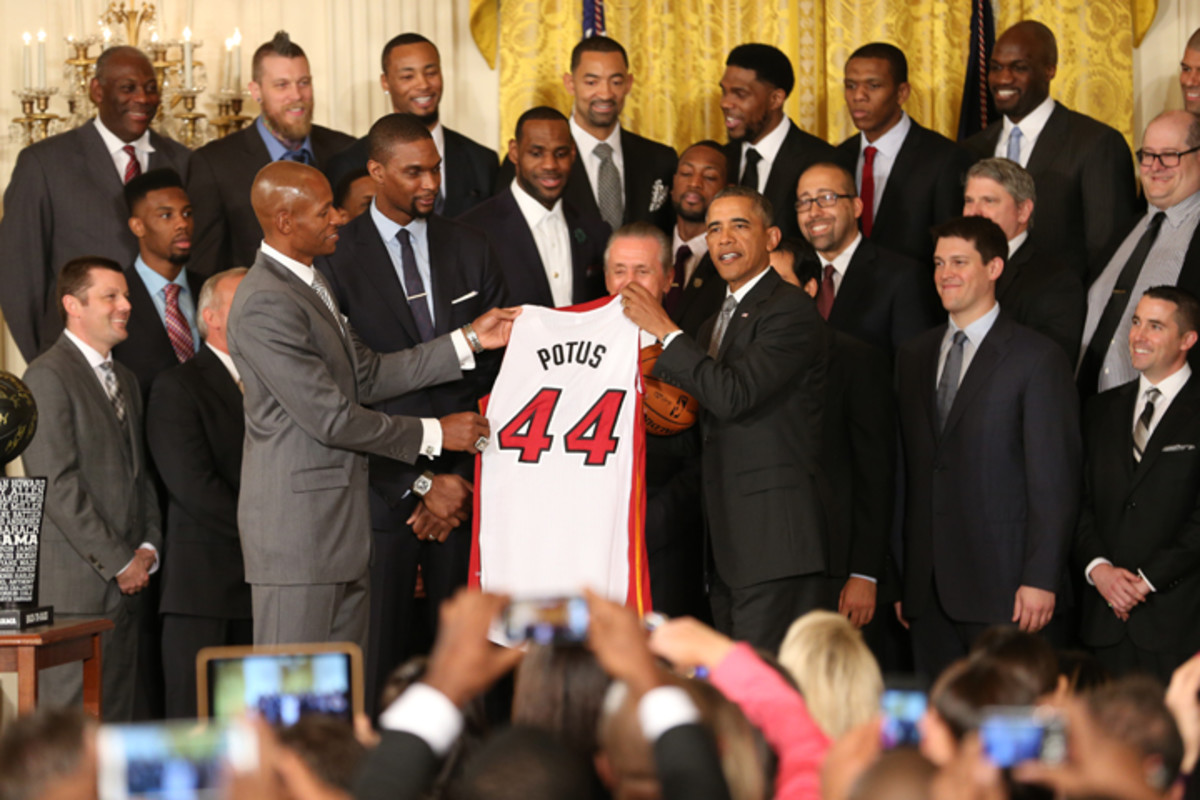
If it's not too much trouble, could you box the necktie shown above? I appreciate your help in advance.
[1006,126,1023,163]
[1133,387,1162,463]
[707,296,738,359]
[936,331,967,431]
[816,263,836,320]
[162,283,195,363]
[310,270,345,334]
[1078,212,1168,392]
[664,244,690,315]
[122,144,141,184]
[594,142,624,231]
[397,228,436,342]
[284,149,313,165]
[98,361,126,424]
[860,146,878,237]
[740,148,762,190]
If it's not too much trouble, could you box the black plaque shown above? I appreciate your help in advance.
[0,476,52,629]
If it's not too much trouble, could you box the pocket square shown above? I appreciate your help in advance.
[1162,444,1196,452]
[451,291,479,304]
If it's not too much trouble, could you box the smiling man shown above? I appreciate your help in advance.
[666,141,730,337]
[1181,29,1200,114]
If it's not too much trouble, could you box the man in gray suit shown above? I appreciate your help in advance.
[227,161,518,650]
[22,257,163,720]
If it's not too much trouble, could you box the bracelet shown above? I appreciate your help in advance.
[462,323,485,354]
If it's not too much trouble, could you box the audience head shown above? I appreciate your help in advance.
[512,644,612,761]
[1056,649,1111,695]
[564,37,632,137]
[844,42,911,141]
[722,44,793,143]
[450,726,594,800]
[1130,286,1200,384]
[969,625,1060,698]
[769,236,819,291]
[367,113,440,225]
[380,33,442,125]
[1182,29,1200,113]
[1138,110,1200,211]
[672,141,728,226]
[595,681,657,800]
[57,256,130,355]
[197,267,248,352]
[91,46,160,143]
[509,107,575,210]
[964,158,1036,240]
[796,162,862,259]
[332,168,375,223]
[777,609,884,739]
[847,748,937,800]
[705,187,779,291]
[931,216,1007,326]
[0,707,97,800]
[250,161,339,263]
[1089,676,1185,796]
[990,21,1058,123]
[125,169,193,273]
[605,222,672,299]
[276,716,366,798]
[250,31,314,145]
[921,656,1041,766]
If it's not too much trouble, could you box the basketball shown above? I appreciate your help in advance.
[640,344,699,436]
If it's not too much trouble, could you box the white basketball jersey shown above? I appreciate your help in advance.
[471,296,650,610]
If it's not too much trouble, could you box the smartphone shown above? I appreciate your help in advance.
[880,685,928,748]
[96,720,256,800]
[979,706,1067,767]
[502,596,590,645]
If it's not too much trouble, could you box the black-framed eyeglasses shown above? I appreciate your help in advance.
[795,192,856,212]
[1135,146,1200,168]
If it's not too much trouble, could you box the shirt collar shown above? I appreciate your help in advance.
[429,121,445,157]
[826,233,863,277]
[133,255,191,298]
[207,342,241,382]
[727,264,772,303]
[570,115,623,161]
[64,328,112,366]
[261,241,315,285]
[511,178,565,228]
[948,300,1001,343]
[743,116,791,164]
[1007,230,1030,258]
[1158,186,1200,219]
[93,117,154,155]
[672,225,709,258]
[859,111,911,157]
[1001,96,1055,141]
[1139,362,1192,400]
[255,115,314,162]
[369,198,428,244]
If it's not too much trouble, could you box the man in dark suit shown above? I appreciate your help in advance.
[323,33,498,219]
[0,46,191,363]
[22,257,162,720]
[187,31,355,278]
[895,216,1081,678]
[963,157,1085,362]
[963,21,1138,281]
[835,43,975,266]
[458,107,609,308]
[315,114,508,710]
[621,186,831,651]
[1076,286,1200,683]
[667,141,729,340]
[145,268,251,718]
[721,44,836,240]
[1183,29,1200,114]
[795,162,939,353]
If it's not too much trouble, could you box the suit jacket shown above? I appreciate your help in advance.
[226,249,463,585]
[323,126,499,219]
[187,123,355,278]
[836,119,975,265]
[564,127,678,232]
[726,120,837,240]
[0,123,191,362]
[997,235,1086,364]
[670,253,727,340]
[965,103,1139,280]
[456,186,609,307]
[315,212,508,530]
[1075,375,1200,654]
[145,346,250,619]
[827,239,941,354]
[895,313,1082,623]
[653,268,830,588]
[21,334,163,614]
[112,265,206,403]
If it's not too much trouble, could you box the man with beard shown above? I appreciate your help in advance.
[459,107,609,307]
[188,31,354,278]
[667,141,730,338]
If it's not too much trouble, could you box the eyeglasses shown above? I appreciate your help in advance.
[1135,146,1200,168]
[795,192,856,212]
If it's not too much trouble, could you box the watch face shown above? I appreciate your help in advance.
[415,475,433,495]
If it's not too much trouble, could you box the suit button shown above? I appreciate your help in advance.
[1126,501,1137,509]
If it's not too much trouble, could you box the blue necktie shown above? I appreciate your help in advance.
[1006,127,1023,163]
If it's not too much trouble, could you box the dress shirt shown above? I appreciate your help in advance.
[1007,231,1029,258]
[993,96,1056,167]
[671,225,710,285]
[208,342,241,384]
[855,112,911,217]
[62,328,160,576]
[132,256,202,352]
[570,115,625,209]
[510,179,574,307]
[254,115,314,163]
[429,121,447,204]
[661,265,772,350]
[820,232,864,297]
[369,200,437,325]
[93,118,153,179]
[936,302,1001,387]
[739,116,793,193]
[1081,191,1200,391]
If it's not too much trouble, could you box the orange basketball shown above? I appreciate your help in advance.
[640,344,699,436]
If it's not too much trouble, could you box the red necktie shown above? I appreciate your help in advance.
[816,263,836,319]
[860,145,878,237]
[163,283,195,363]
[664,244,690,315]
[122,144,142,184]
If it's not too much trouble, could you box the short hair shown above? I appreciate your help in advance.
[512,644,611,759]
[94,45,150,83]
[570,36,628,71]
[931,215,1008,267]
[969,625,1059,696]
[1088,676,1184,791]
[605,222,671,274]
[57,256,124,324]
[514,106,569,142]
[451,726,593,800]
[276,716,366,793]
[776,237,820,285]
[1056,649,1111,694]
[1004,20,1059,67]
[711,185,775,229]
[726,43,795,97]
[1188,27,1200,52]
[847,42,909,85]
[381,32,437,74]
[196,267,249,339]
[930,657,1040,740]
[0,707,94,800]
[367,112,434,164]
[684,139,726,156]
[1142,285,1200,335]
[800,161,858,196]
[967,158,1037,207]
[333,166,371,210]
[252,31,306,84]
[124,168,185,214]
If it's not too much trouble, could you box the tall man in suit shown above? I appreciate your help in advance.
[188,31,355,278]
[146,268,251,718]
[323,33,498,219]
[621,186,831,651]
[721,44,836,240]
[0,46,191,363]
[963,21,1138,281]
[22,257,162,720]
[316,113,508,707]
[458,107,609,308]
[895,216,1081,678]
[667,141,730,339]
[1076,286,1200,682]
[795,162,939,353]
[835,43,974,266]
[226,160,518,651]
[1181,28,1200,114]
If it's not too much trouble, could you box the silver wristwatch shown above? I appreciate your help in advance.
[412,471,436,497]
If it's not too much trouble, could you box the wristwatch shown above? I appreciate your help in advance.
[412,471,436,498]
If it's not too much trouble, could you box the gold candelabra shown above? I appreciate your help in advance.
[11,90,61,147]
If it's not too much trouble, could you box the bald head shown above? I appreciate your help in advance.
[1183,29,1200,114]
[998,21,1058,66]
[251,161,340,264]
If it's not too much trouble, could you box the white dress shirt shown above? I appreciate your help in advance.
[671,226,710,286]
[821,233,864,297]
[855,112,911,217]
[570,115,624,209]
[93,118,153,178]
[739,117,792,193]
[430,121,447,205]
[1007,231,1029,258]
[994,96,1056,167]
[510,179,574,307]
[369,200,437,325]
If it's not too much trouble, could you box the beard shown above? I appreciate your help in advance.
[263,104,314,145]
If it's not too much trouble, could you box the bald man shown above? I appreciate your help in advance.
[226,161,518,648]
[1182,28,1200,114]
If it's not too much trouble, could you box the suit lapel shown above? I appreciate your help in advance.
[874,124,923,225]
[58,337,134,464]
[565,154,600,220]
[941,316,1014,439]
[81,124,125,197]
[427,218,460,336]
[829,241,875,323]
[719,269,778,359]
[499,189,554,306]
[564,202,594,303]
[194,346,243,415]
[1131,376,1200,489]
[996,239,1031,303]
[919,327,945,436]
[355,216,423,344]
[761,124,800,202]
[260,253,355,362]
[1024,104,1068,178]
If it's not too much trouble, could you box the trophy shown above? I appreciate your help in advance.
[0,371,50,630]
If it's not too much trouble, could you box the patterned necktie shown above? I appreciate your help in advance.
[936,331,968,431]
[816,263,837,320]
[1006,126,1023,163]
[98,361,126,423]
[594,142,624,231]
[707,295,738,359]
[397,228,436,342]
[740,148,762,189]
[310,270,345,334]
[1133,387,1161,463]
[860,145,878,237]
[664,244,691,315]
[163,283,195,363]
[122,144,142,184]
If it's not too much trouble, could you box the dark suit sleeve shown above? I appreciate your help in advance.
[1024,268,1086,364]
[890,265,941,350]
[845,343,896,577]
[1072,400,1109,571]
[1082,128,1138,271]
[0,148,55,361]
[186,149,231,279]
[1139,485,1200,591]
[930,144,975,227]
[353,730,440,800]
[654,724,733,800]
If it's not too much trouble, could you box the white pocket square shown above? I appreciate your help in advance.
[1163,444,1196,452]
[451,291,479,304]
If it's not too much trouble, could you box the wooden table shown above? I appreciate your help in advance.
[0,618,113,718]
